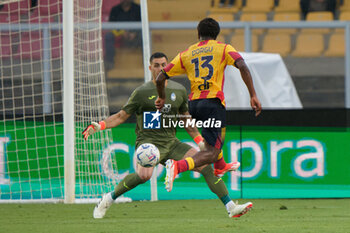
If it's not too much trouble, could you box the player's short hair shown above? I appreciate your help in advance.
[150,52,168,63]
[197,17,220,40]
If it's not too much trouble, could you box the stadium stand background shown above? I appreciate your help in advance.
[0,0,347,112]
[99,0,348,112]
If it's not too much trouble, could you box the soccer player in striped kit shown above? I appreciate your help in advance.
[155,18,261,195]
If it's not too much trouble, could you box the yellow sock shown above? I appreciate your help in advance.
[185,157,195,170]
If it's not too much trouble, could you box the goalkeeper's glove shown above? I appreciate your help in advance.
[82,121,106,140]
[194,135,206,151]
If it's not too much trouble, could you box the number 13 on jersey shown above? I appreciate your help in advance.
[191,55,213,91]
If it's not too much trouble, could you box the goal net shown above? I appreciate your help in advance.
[0,0,120,202]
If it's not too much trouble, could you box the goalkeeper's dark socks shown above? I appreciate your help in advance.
[110,191,117,200]
[177,157,195,174]
[214,151,227,170]
[220,194,231,205]
[221,194,235,211]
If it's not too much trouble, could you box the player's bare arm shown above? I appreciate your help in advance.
[179,111,200,138]
[180,111,206,151]
[82,110,130,140]
[236,59,262,116]
[155,71,167,110]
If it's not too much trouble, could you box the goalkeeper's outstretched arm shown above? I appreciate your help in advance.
[103,110,131,128]
[82,110,130,140]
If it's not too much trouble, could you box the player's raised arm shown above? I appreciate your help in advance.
[155,70,167,110]
[235,59,262,116]
[82,110,130,140]
[155,53,186,110]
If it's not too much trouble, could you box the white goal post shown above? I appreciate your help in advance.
[0,0,135,203]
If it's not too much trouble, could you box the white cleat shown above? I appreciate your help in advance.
[164,159,178,192]
[93,194,113,219]
[228,202,253,218]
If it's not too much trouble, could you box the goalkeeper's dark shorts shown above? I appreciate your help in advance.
[189,98,226,150]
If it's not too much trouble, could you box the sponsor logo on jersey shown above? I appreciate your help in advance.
[198,81,211,91]
[161,104,172,113]
[148,95,156,100]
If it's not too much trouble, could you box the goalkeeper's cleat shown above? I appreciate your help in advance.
[164,159,178,192]
[93,193,113,219]
[214,161,240,177]
[228,201,253,218]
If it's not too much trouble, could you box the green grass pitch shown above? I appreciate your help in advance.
[1,199,349,233]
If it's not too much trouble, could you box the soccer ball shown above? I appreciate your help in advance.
[135,143,160,167]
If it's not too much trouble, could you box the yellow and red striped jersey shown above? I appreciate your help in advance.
[163,39,243,106]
